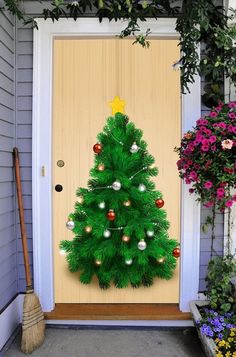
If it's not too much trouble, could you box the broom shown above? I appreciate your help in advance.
[13,147,45,354]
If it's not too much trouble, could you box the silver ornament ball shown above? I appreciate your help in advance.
[125,259,133,265]
[138,183,146,192]
[103,229,111,238]
[98,201,106,209]
[138,239,147,251]
[66,220,75,230]
[130,142,139,154]
[112,180,121,191]
[147,230,154,237]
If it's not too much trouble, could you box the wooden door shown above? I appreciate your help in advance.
[53,38,180,303]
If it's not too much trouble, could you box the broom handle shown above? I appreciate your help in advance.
[13,147,32,289]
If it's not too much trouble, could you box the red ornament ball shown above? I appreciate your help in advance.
[155,199,164,208]
[107,209,116,221]
[173,247,180,258]
[93,143,102,154]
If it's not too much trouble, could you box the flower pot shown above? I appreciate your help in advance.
[190,300,216,357]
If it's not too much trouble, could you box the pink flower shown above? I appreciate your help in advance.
[201,145,209,152]
[233,195,236,202]
[218,122,227,129]
[232,127,236,134]
[196,119,208,126]
[204,201,214,208]
[225,200,233,208]
[215,106,222,112]
[228,102,236,108]
[228,112,236,119]
[217,188,225,199]
[209,136,216,143]
[202,138,209,145]
[227,125,234,132]
[205,129,212,136]
[189,171,197,181]
[217,188,225,195]
[210,111,217,117]
[204,181,213,189]
[211,145,216,151]
[221,139,233,150]
[188,143,194,151]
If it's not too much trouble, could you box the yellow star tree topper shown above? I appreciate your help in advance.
[109,96,126,115]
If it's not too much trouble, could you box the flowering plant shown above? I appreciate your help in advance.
[196,308,236,341]
[215,328,236,357]
[175,102,236,211]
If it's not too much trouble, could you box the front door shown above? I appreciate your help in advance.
[52,38,180,303]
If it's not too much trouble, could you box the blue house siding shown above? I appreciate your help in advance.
[15,23,33,292]
[0,8,17,310]
[199,207,224,291]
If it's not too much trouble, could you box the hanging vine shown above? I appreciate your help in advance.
[1,0,236,97]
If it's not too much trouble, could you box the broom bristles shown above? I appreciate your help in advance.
[21,291,45,354]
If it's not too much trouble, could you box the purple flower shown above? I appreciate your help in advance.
[208,330,214,337]
[218,333,223,340]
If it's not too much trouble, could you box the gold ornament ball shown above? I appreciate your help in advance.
[85,225,92,233]
[157,257,165,264]
[77,195,84,204]
[95,259,102,266]
[97,163,105,171]
[122,235,130,243]
[123,200,131,207]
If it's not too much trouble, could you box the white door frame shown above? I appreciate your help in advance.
[32,18,201,313]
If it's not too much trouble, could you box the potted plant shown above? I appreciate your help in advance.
[190,255,236,357]
[175,101,236,356]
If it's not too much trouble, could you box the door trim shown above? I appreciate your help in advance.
[32,18,201,313]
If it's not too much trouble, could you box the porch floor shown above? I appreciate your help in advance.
[4,326,205,357]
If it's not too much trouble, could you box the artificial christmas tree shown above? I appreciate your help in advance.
[60,111,179,289]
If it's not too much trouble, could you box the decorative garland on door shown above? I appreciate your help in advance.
[1,0,236,100]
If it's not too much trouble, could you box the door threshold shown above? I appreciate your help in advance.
[45,303,191,320]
